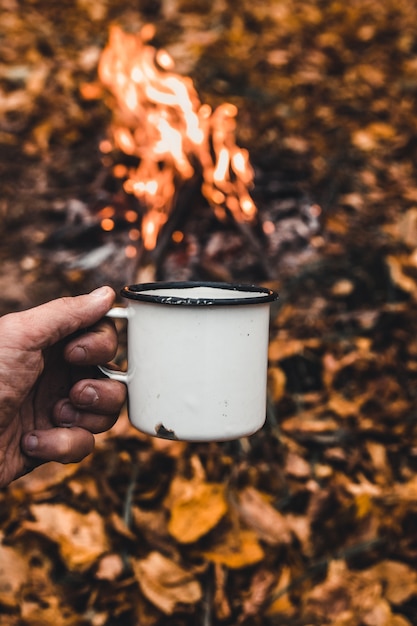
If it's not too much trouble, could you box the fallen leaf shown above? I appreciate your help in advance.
[397,208,417,248]
[304,558,416,624]
[132,506,171,548]
[386,254,417,294]
[266,566,295,616]
[285,514,312,555]
[280,413,339,435]
[95,553,124,581]
[285,451,311,479]
[202,528,264,569]
[167,478,228,543]
[352,122,396,151]
[327,394,359,418]
[109,511,137,540]
[239,568,276,623]
[20,594,79,626]
[331,278,355,296]
[213,563,232,620]
[366,561,417,605]
[131,551,202,614]
[0,538,29,607]
[268,335,320,361]
[9,462,78,496]
[268,366,287,402]
[25,504,109,571]
[304,559,364,620]
[390,617,413,626]
[234,487,292,545]
[365,442,392,484]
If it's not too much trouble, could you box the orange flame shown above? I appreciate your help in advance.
[98,25,257,250]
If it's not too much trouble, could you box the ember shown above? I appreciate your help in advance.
[98,24,257,254]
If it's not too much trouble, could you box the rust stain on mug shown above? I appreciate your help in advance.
[155,423,178,440]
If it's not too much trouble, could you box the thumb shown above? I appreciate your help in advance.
[8,286,116,350]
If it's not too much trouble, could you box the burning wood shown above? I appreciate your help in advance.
[98,24,257,257]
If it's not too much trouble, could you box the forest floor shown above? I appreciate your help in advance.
[2,0,417,624]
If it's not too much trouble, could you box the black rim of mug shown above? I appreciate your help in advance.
[120,281,279,306]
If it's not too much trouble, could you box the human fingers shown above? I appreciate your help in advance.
[64,317,119,366]
[8,286,116,351]
[21,427,95,464]
[53,379,126,433]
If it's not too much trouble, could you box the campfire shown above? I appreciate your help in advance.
[97,24,258,278]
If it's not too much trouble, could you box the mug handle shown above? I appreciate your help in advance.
[97,307,129,383]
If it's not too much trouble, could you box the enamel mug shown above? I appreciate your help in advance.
[99,281,278,441]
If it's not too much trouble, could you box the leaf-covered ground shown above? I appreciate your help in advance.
[2,0,417,624]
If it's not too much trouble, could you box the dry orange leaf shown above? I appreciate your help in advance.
[235,487,292,545]
[397,208,417,248]
[268,335,319,361]
[268,366,287,403]
[26,504,109,571]
[386,254,417,294]
[167,478,228,543]
[131,551,202,614]
[213,563,232,620]
[267,566,295,616]
[392,475,417,503]
[202,528,264,569]
[305,559,415,625]
[0,537,29,607]
[390,617,413,626]
[20,594,79,626]
[109,511,137,540]
[327,393,359,418]
[285,451,311,479]
[132,505,171,547]
[95,553,124,581]
[352,122,396,151]
[240,569,276,621]
[366,561,417,605]
[9,461,78,496]
[281,413,339,434]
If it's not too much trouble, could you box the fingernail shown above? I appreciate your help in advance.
[90,286,112,298]
[25,434,38,452]
[68,345,87,362]
[58,401,79,426]
[79,384,99,407]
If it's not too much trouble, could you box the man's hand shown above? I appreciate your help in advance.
[0,286,127,487]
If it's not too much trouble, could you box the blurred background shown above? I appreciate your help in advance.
[1,0,417,624]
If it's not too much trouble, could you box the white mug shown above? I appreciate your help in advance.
[99,281,278,441]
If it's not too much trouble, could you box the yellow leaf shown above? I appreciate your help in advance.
[168,479,228,543]
[267,567,295,616]
[203,528,264,569]
[132,551,202,614]
[354,492,373,519]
